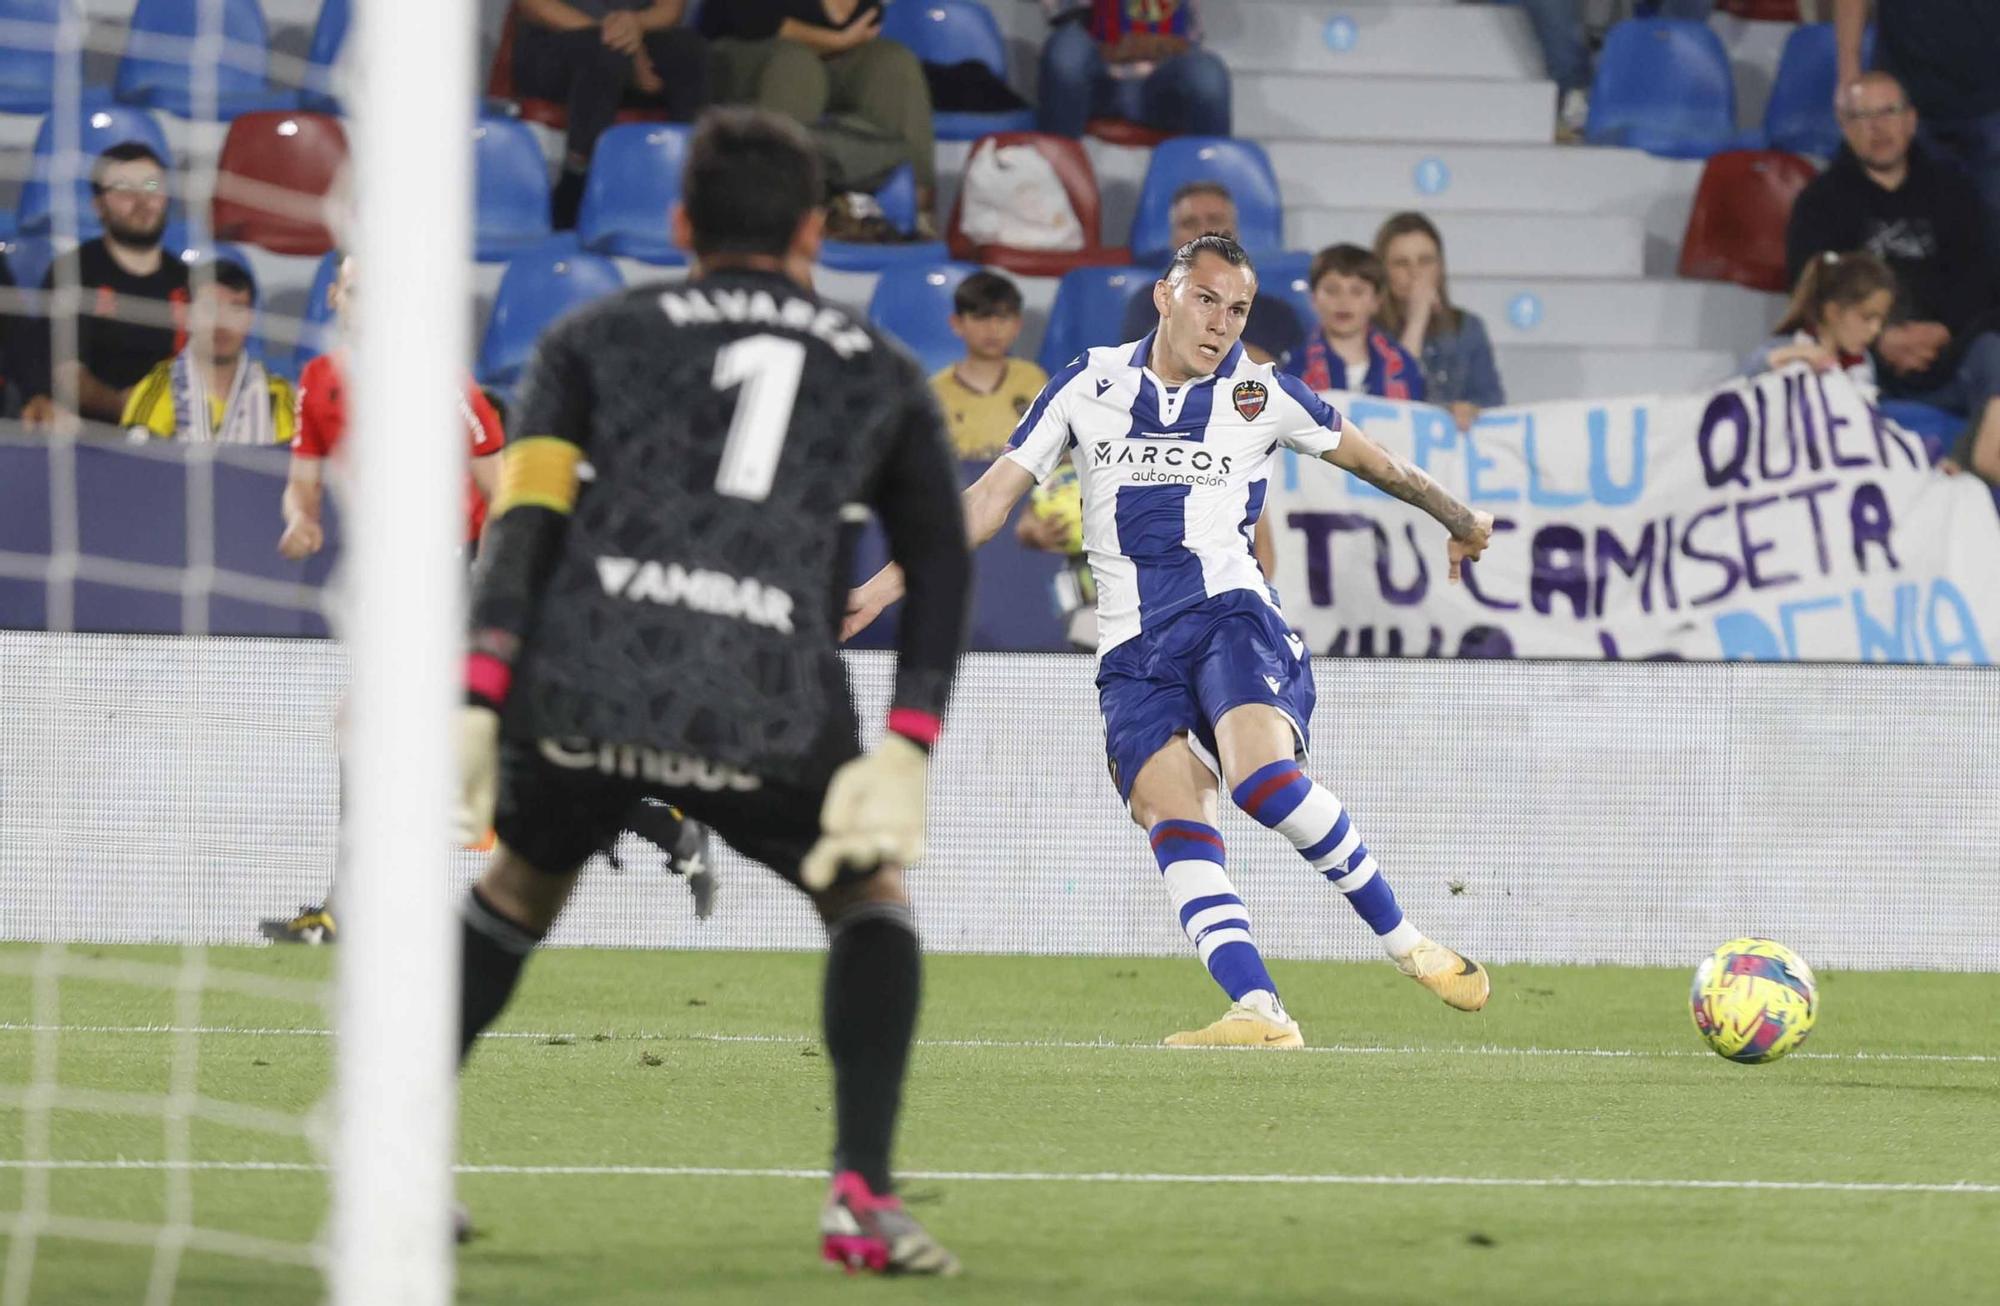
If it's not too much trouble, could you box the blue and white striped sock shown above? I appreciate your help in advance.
[1231,760,1423,960]
[1149,819,1282,1008]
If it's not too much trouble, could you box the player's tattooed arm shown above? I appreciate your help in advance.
[1321,424,1493,582]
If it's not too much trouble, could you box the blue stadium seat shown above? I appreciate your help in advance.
[817,165,950,272]
[297,0,349,112]
[1129,137,1283,264]
[16,96,174,236]
[1878,400,1959,466]
[0,0,71,114]
[577,122,689,265]
[1,235,56,296]
[881,0,1036,140]
[866,261,978,375]
[474,115,552,262]
[1257,249,1317,343]
[1764,23,1874,159]
[477,240,625,386]
[1037,265,1144,373]
[115,0,291,119]
[291,247,342,373]
[1585,19,1743,159]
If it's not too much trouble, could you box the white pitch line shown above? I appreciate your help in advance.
[0,1159,1995,1196]
[0,1022,1992,1065]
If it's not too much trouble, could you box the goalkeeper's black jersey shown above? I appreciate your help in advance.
[481,269,968,783]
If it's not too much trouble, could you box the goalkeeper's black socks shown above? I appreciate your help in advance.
[823,901,922,1195]
[460,884,545,1064]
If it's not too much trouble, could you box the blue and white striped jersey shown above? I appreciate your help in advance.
[1002,333,1346,654]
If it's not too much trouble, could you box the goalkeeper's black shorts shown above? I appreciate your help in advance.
[491,733,859,890]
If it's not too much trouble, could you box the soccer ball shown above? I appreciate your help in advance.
[1689,938,1819,1064]
[1029,463,1085,555]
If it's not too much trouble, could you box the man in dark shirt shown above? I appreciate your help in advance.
[453,108,969,1273]
[22,142,188,429]
[1120,181,1304,366]
[1835,0,2000,247]
[1787,71,2000,480]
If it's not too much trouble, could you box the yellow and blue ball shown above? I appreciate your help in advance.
[1690,938,1819,1064]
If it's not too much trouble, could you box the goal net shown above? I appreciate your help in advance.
[0,1,464,1302]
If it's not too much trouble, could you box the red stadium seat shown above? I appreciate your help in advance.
[1717,0,1800,20]
[1677,149,1818,293]
[211,110,347,256]
[946,132,1129,276]
[486,7,666,132]
[1086,117,1170,148]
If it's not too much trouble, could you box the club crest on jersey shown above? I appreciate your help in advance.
[1232,380,1268,421]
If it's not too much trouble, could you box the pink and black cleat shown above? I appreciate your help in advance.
[819,1170,961,1277]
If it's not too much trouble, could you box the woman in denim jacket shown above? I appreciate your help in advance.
[1374,212,1505,432]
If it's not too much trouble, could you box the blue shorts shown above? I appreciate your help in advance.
[1095,590,1316,803]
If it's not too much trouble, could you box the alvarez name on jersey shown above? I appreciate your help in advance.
[1002,333,1343,654]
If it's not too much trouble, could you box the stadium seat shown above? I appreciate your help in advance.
[114,0,291,119]
[866,261,978,375]
[1764,24,1875,159]
[474,115,552,262]
[577,122,688,265]
[211,110,348,256]
[946,132,1129,277]
[1087,118,1172,149]
[15,97,174,236]
[477,240,624,386]
[1878,400,1960,466]
[1129,137,1283,264]
[1677,150,1817,294]
[880,0,1036,140]
[1,235,55,297]
[1037,264,1144,373]
[1716,0,1798,19]
[297,0,350,112]
[0,0,70,114]
[816,165,952,272]
[1257,249,1317,342]
[291,247,342,373]
[1585,19,1743,159]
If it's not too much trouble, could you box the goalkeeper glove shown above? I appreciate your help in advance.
[456,705,500,847]
[800,733,930,891]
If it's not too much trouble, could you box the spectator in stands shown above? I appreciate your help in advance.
[699,0,939,230]
[513,1,710,230]
[1120,182,1304,364]
[1286,244,1425,400]
[1743,249,1896,402]
[1516,0,1715,142]
[1373,212,1503,430]
[1035,0,1229,141]
[1788,71,2000,484]
[1834,0,2000,248]
[21,144,189,430]
[930,271,1048,461]
[121,261,294,445]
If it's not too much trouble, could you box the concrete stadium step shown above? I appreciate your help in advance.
[1202,1,1544,80]
[1284,208,1646,280]
[1452,276,1780,354]
[1267,141,1707,271]
[1497,346,1740,404]
[1236,73,1554,145]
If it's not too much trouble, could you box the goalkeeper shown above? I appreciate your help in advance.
[453,107,970,1276]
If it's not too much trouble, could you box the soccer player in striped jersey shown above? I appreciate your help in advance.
[845,234,1494,1048]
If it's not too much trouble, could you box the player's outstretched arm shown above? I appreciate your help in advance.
[840,456,1037,640]
[1321,423,1493,582]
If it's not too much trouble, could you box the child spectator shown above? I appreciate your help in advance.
[1743,250,1896,402]
[1036,0,1230,140]
[1285,244,1425,401]
[121,260,294,444]
[1374,212,1504,431]
[929,270,1047,460]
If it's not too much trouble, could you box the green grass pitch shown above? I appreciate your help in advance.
[2,945,1997,1305]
